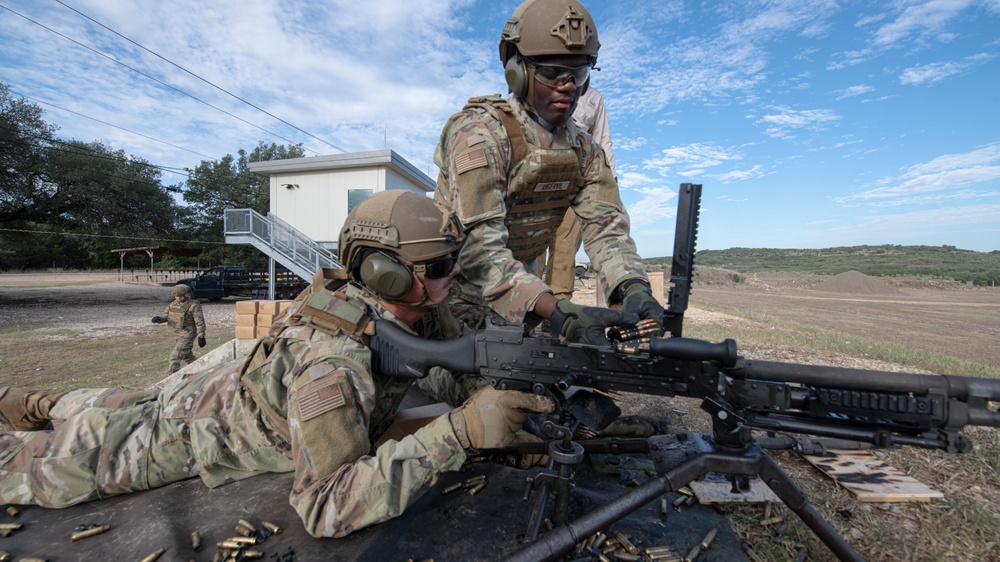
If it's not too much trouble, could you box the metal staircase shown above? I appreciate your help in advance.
[224,208,341,281]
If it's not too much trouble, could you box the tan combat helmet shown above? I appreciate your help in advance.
[338,191,463,301]
[173,284,192,296]
[499,0,600,98]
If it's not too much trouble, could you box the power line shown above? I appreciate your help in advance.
[12,90,218,161]
[0,3,322,156]
[53,0,348,154]
[0,227,227,245]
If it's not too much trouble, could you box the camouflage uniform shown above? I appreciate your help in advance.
[433,94,647,328]
[164,297,207,373]
[0,278,467,537]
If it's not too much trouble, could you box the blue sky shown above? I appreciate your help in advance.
[2,0,999,258]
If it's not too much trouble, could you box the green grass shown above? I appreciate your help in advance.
[685,301,1000,379]
[0,323,232,392]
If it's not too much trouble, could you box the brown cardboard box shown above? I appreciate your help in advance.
[235,326,257,339]
[256,314,277,328]
[236,300,259,314]
[236,314,257,327]
[276,300,293,314]
[255,326,270,338]
[257,300,280,315]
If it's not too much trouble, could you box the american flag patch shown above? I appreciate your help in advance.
[298,378,346,421]
[455,148,488,175]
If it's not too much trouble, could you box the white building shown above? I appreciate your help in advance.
[247,149,435,254]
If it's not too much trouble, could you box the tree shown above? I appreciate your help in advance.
[0,83,57,224]
[182,141,305,239]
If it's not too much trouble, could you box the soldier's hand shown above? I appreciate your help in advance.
[449,387,554,450]
[151,316,165,324]
[621,280,664,332]
[197,336,206,348]
[550,300,639,346]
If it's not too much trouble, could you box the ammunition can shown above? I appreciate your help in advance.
[70,524,110,541]
[191,530,202,551]
[700,529,717,550]
[139,548,166,562]
[261,520,282,534]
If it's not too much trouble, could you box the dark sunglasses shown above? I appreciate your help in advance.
[526,59,592,88]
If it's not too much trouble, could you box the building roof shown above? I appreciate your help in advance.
[247,149,434,191]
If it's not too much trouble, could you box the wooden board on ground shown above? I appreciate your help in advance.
[802,450,943,502]
[690,475,780,504]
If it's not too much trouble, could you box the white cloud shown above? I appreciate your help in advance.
[835,84,874,99]
[873,0,975,46]
[835,143,1000,204]
[626,186,678,226]
[714,165,765,182]
[754,106,841,139]
[642,143,743,176]
[899,53,994,85]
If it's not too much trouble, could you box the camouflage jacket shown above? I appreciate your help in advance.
[433,94,647,322]
[164,298,206,336]
[160,281,467,537]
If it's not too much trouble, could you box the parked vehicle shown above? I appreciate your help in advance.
[176,266,307,300]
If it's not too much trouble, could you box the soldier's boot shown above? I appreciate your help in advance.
[0,386,66,431]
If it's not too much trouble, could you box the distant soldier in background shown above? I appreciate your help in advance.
[151,283,207,373]
[543,87,618,300]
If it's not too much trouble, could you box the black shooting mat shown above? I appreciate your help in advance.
[0,454,748,561]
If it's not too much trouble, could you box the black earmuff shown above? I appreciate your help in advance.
[504,56,529,98]
[359,252,412,300]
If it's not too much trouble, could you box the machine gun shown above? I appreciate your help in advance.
[369,184,1000,561]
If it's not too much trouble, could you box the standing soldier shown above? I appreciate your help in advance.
[152,283,207,373]
[432,0,662,348]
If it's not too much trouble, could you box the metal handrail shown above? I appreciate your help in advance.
[224,208,341,280]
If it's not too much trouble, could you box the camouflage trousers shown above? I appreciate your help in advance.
[169,326,198,373]
[0,388,198,508]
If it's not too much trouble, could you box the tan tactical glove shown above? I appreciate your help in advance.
[449,386,554,450]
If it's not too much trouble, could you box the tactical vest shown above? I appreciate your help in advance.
[464,96,586,262]
[166,300,195,329]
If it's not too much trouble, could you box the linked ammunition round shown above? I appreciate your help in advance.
[70,524,110,542]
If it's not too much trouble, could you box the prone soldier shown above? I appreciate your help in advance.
[0,191,553,537]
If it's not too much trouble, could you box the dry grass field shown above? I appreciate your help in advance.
[1,269,998,561]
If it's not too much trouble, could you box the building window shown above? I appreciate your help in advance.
[348,189,374,212]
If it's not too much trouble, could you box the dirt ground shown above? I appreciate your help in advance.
[1,270,998,561]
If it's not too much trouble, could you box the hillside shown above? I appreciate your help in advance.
[644,244,1000,286]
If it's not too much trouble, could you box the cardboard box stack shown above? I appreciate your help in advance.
[235,300,293,339]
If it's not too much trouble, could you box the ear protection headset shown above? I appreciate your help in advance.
[356,250,412,300]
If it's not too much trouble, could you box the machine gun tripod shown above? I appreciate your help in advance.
[491,395,865,562]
